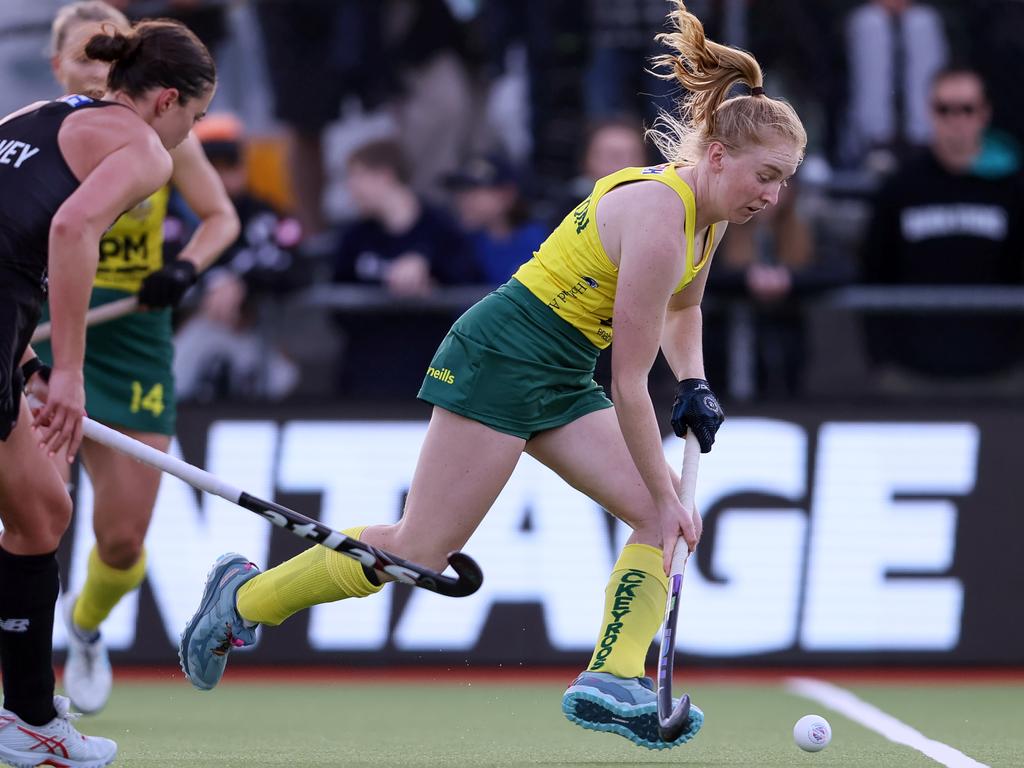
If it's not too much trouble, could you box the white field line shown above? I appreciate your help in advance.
[786,677,990,768]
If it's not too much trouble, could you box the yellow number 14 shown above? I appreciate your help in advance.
[130,381,165,417]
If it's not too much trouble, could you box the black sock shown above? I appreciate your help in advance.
[0,546,58,726]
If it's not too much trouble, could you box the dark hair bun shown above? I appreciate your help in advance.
[85,29,141,63]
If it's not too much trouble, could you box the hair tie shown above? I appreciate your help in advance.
[750,86,765,97]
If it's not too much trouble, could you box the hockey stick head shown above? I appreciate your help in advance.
[435,551,484,597]
[417,552,481,602]
[366,549,484,597]
[658,689,692,742]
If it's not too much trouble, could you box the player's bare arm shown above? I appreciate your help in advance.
[169,132,240,271]
[604,181,698,559]
[38,117,171,456]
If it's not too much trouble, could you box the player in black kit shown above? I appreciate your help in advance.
[0,19,215,768]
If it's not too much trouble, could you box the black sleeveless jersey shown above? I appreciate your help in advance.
[0,95,118,290]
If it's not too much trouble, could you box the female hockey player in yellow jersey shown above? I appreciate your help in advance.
[180,0,805,751]
[32,1,238,716]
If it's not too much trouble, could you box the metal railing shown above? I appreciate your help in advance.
[286,283,1024,401]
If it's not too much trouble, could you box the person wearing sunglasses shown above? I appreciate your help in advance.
[860,67,1024,391]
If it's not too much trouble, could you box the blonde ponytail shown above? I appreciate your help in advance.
[51,1,129,56]
[647,1,806,164]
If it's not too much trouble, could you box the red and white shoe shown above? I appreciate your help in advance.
[0,696,116,767]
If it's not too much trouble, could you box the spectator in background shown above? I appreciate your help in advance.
[706,181,816,397]
[255,0,392,240]
[585,0,676,125]
[555,116,648,224]
[968,0,1024,177]
[387,0,476,200]
[330,139,480,397]
[254,1,477,235]
[478,0,591,188]
[446,154,547,286]
[842,0,948,172]
[173,113,304,402]
[583,116,651,178]
[332,139,480,295]
[861,68,1024,389]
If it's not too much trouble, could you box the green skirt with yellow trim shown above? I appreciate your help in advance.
[36,287,175,435]
[418,278,612,439]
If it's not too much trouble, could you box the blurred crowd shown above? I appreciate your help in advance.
[4,0,1023,403]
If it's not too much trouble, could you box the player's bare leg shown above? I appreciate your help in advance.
[180,407,525,691]
[360,407,526,573]
[63,430,169,714]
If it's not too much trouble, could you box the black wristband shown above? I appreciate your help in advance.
[20,357,51,386]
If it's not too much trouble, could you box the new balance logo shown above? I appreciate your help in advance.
[0,617,30,632]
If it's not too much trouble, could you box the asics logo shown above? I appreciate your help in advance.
[0,617,29,632]
[17,724,69,758]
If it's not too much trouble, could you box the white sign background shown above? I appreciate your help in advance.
[53,418,978,659]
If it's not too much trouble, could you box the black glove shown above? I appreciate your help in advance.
[670,378,725,453]
[138,259,197,308]
[19,356,51,389]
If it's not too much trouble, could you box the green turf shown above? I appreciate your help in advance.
[67,678,1020,767]
[845,684,1024,767]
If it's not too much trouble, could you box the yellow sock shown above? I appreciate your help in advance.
[72,546,147,632]
[235,526,383,626]
[586,543,668,679]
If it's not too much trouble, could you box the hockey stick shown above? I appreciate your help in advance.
[31,296,139,343]
[657,431,701,741]
[80,416,483,598]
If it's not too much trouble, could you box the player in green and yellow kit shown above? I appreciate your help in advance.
[31,1,239,715]
[180,0,806,751]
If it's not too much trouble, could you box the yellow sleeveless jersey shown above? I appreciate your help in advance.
[513,164,716,348]
[93,186,169,293]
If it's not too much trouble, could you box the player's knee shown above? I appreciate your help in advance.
[95,529,145,570]
[44,482,73,538]
[611,498,662,548]
[609,494,660,536]
[8,484,72,549]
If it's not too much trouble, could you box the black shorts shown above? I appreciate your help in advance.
[0,272,43,441]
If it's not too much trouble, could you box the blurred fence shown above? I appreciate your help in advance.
[269,283,1024,404]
